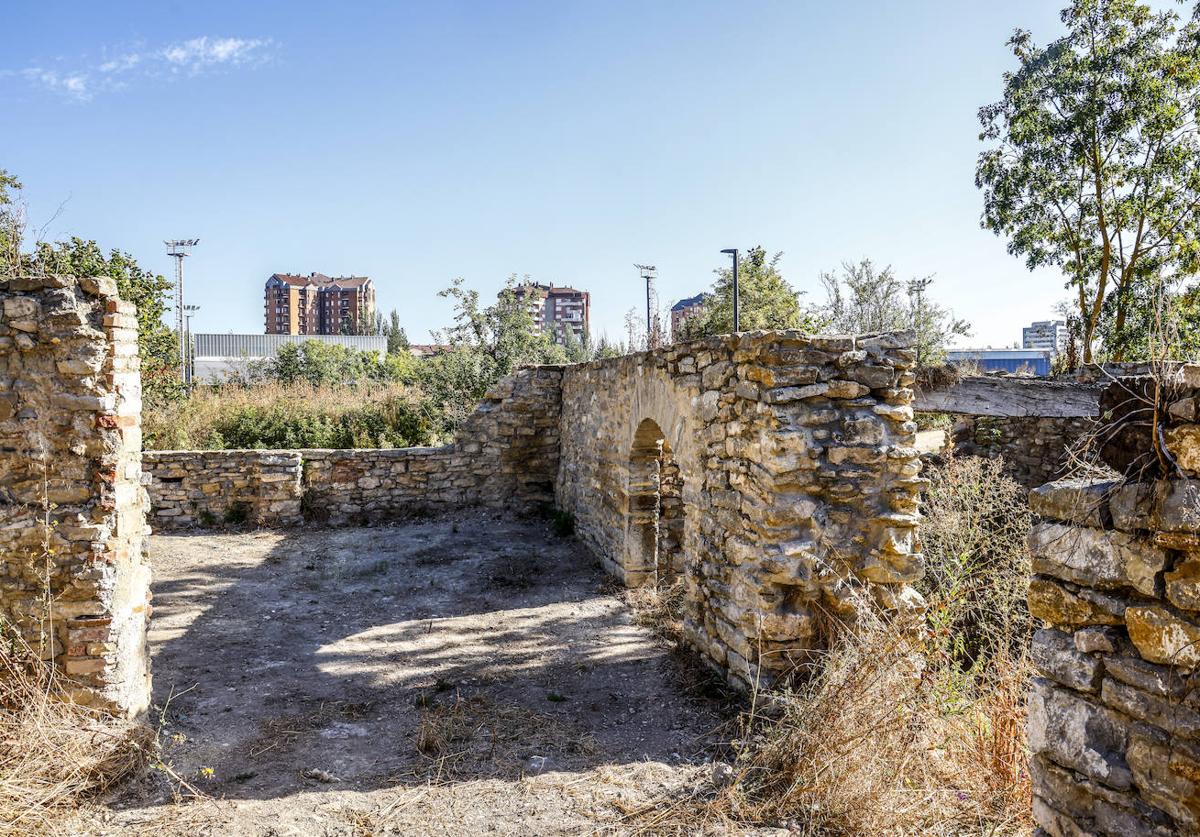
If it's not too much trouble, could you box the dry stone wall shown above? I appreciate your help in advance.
[557,330,924,689]
[948,414,1095,488]
[143,367,561,529]
[1027,370,1200,836]
[0,275,149,716]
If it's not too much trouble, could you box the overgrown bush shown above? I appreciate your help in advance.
[627,454,1033,835]
[143,382,442,451]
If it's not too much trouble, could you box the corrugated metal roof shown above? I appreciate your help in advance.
[194,333,387,359]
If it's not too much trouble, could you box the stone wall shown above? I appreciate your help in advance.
[1027,383,1200,836]
[557,330,923,689]
[0,275,149,716]
[948,414,1095,488]
[143,367,561,529]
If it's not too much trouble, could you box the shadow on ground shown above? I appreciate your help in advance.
[136,511,731,811]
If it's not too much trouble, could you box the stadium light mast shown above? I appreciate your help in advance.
[164,239,199,383]
[634,263,657,348]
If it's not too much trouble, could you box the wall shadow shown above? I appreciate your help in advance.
[142,513,730,806]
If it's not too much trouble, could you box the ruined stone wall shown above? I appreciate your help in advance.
[557,330,923,689]
[1027,478,1200,834]
[142,450,302,528]
[0,275,149,716]
[948,414,1094,488]
[143,367,561,529]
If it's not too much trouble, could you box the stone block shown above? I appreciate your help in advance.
[1027,677,1133,790]
[1030,480,1116,528]
[1125,605,1200,670]
[1029,523,1166,597]
[1032,627,1103,692]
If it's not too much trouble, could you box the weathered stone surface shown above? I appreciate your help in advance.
[1164,424,1200,476]
[1032,627,1103,692]
[1029,522,1166,597]
[1027,677,1132,790]
[1075,626,1121,654]
[1126,605,1200,670]
[1030,479,1116,528]
[0,276,148,716]
[1110,482,1155,532]
[1127,734,1200,830]
[555,330,920,690]
[1029,576,1125,627]
[1164,557,1200,612]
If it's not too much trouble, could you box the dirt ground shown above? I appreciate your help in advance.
[71,512,772,836]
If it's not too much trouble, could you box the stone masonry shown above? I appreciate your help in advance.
[948,414,1095,488]
[1026,369,1200,835]
[0,275,149,716]
[557,330,924,689]
[143,367,561,528]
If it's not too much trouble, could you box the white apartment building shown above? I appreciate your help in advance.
[1022,320,1069,355]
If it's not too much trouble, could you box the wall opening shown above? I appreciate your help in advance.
[626,418,682,586]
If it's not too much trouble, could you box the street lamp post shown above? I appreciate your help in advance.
[720,248,739,332]
[183,304,200,388]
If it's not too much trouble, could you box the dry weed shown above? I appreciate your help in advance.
[0,625,155,836]
[622,455,1034,836]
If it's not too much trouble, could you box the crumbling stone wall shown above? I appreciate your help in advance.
[143,450,302,528]
[949,414,1094,488]
[557,330,923,688]
[0,275,149,716]
[1026,367,1200,837]
[143,367,561,528]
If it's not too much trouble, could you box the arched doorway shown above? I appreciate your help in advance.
[626,418,683,586]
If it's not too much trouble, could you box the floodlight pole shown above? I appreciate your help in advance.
[721,248,739,332]
[164,239,200,383]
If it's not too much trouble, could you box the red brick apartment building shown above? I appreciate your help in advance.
[265,273,376,335]
[509,282,590,345]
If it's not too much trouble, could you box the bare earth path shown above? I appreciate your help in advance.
[76,513,766,836]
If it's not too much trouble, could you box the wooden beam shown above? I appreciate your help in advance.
[914,376,1102,418]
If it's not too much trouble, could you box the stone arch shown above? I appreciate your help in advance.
[624,418,685,586]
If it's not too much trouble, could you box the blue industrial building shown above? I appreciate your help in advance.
[946,348,1052,376]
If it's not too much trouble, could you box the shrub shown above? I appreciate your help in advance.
[144,382,442,451]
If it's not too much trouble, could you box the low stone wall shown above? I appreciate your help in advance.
[558,330,923,689]
[948,414,1095,488]
[143,367,562,529]
[142,450,302,528]
[1028,477,1200,834]
[0,275,149,716]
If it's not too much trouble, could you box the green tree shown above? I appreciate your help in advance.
[977,0,1200,362]
[820,259,970,366]
[691,246,824,336]
[0,169,22,270]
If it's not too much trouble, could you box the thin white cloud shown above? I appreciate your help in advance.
[9,36,275,101]
[160,37,271,73]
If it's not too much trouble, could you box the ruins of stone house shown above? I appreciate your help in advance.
[7,274,1200,833]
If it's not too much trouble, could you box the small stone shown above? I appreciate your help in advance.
[1165,558,1200,612]
[1029,479,1116,528]
[1074,626,1120,655]
[1031,627,1103,692]
[1164,425,1200,476]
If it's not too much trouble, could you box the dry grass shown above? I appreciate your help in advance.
[143,380,437,451]
[0,626,155,836]
[622,455,1034,836]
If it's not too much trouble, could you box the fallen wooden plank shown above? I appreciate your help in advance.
[913,376,1102,418]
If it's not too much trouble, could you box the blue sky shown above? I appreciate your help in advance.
[2,1,1127,347]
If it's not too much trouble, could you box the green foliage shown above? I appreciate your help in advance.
[268,340,410,387]
[223,502,251,525]
[978,0,1200,362]
[0,172,181,407]
[689,246,825,336]
[819,259,970,366]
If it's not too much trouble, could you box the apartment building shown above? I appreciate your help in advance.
[1022,319,1069,355]
[671,293,709,339]
[509,282,590,344]
[265,273,376,335]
